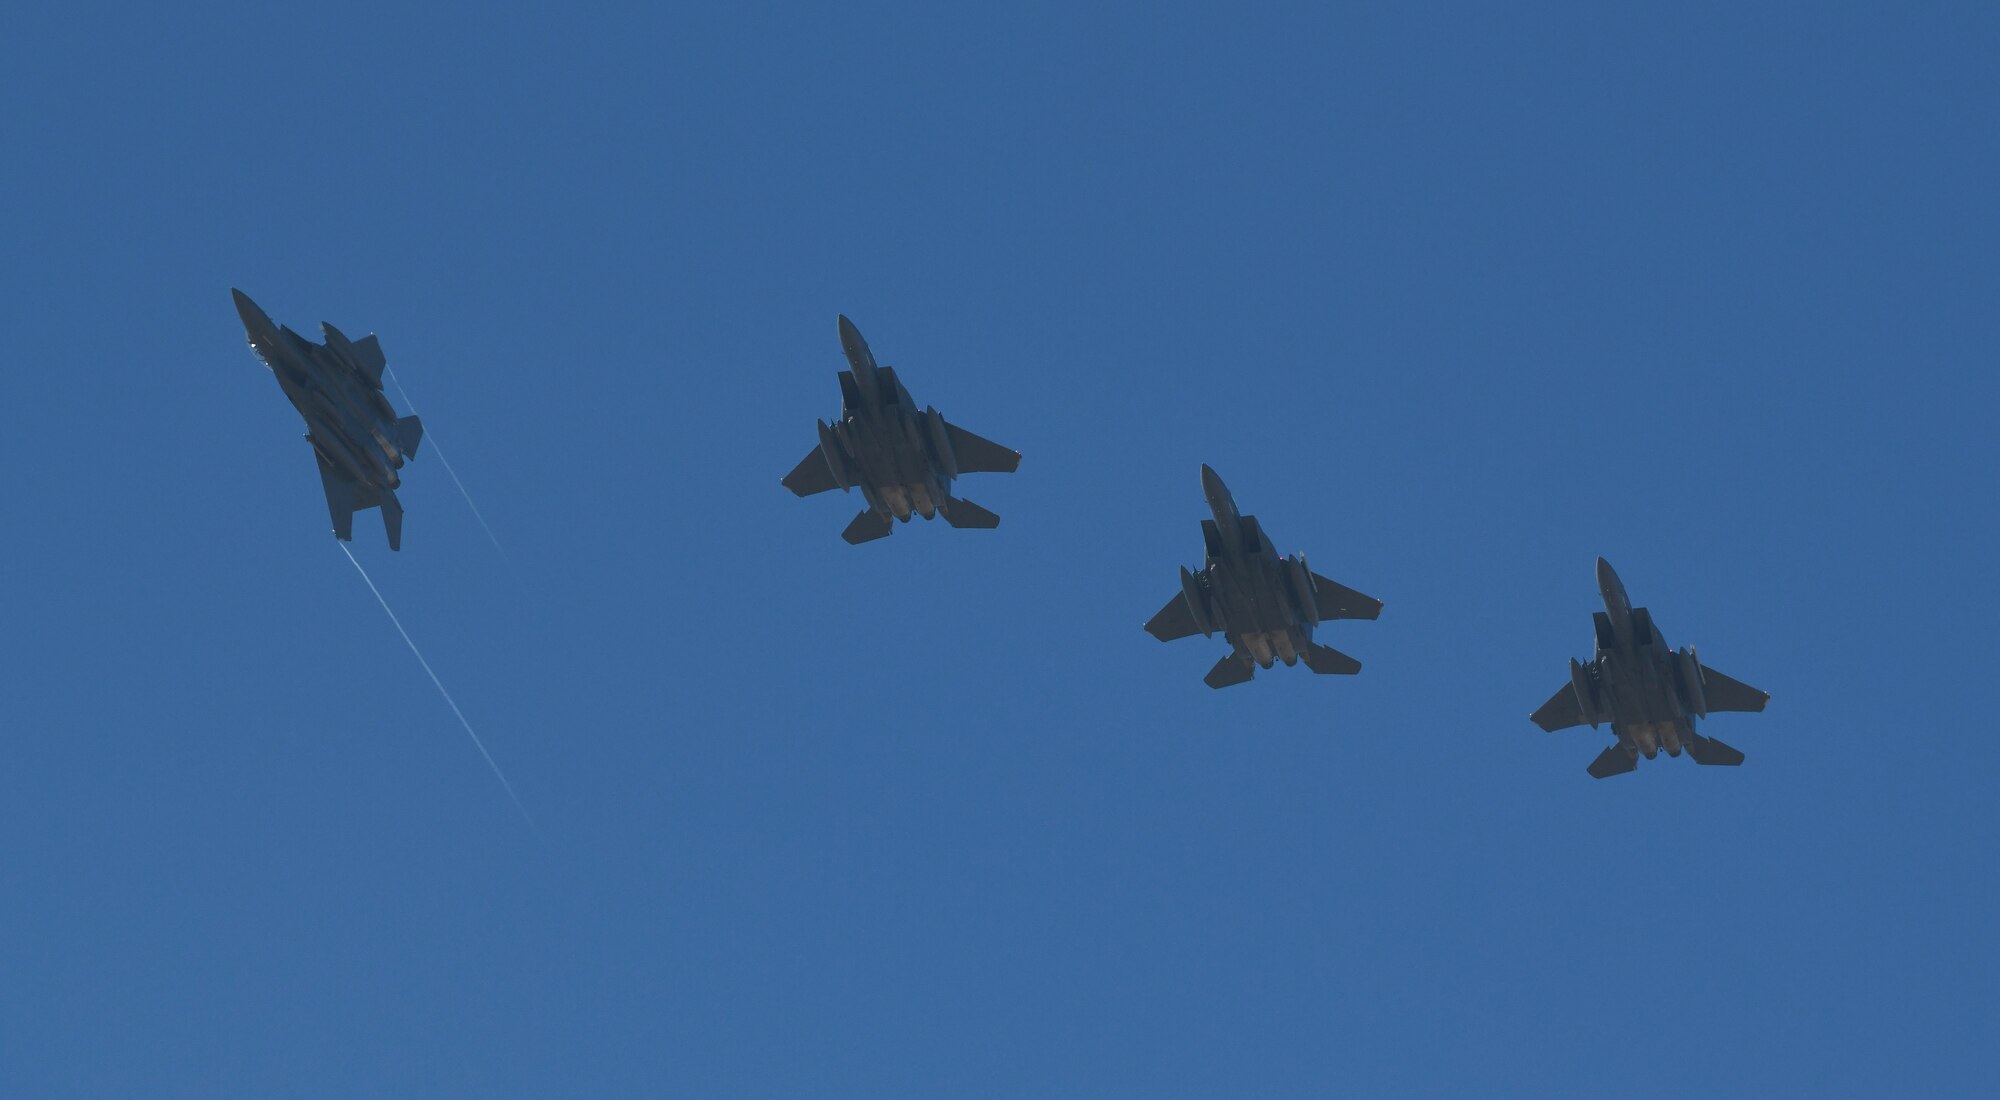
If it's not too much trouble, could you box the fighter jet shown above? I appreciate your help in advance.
[1144,465,1382,688]
[783,315,1020,544]
[1531,558,1770,778]
[234,289,423,550]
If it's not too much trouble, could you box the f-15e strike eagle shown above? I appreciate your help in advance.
[1145,466,1382,688]
[1532,558,1770,778]
[783,316,1020,544]
[234,289,423,549]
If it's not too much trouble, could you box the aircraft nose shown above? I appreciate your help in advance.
[231,287,269,331]
[1200,464,1227,499]
[1596,557,1631,606]
[837,314,876,371]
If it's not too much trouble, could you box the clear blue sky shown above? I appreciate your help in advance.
[1,2,1993,1095]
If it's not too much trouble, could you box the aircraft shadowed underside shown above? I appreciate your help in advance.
[783,316,1019,544]
[1145,465,1381,688]
[234,289,423,549]
[1531,558,1770,778]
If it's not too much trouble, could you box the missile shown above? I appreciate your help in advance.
[1180,566,1214,636]
[1570,658,1601,728]
[923,407,958,480]
[815,420,853,491]
[1678,647,1709,718]
[1286,555,1320,623]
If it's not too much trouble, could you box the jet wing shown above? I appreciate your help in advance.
[943,420,1021,474]
[1310,573,1383,621]
[1700,666,1770,713]
[313,450,377,542]
[321,322,387,386]
[348,334,387,385]
[782,446,840,497]
[1144,592,1203,642]
[1531,682,1587,732]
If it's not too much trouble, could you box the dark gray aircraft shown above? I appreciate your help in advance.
[1531,558,1770,778]
[1144,466,1382,688]
[783,315,1020,544]
[234,289,424,550]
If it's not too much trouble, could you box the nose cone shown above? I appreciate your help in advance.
[1200,464,1228,502]
[837,314,876,372]
[231,287,268,332]
[232,289,279,367]
[1596,556,1629,602]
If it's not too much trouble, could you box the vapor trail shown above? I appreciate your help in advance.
[340,542,541,840]
[386,368,513,567]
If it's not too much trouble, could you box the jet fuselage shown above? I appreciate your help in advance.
[1198,485,1318,669]
[1587,558,1701,759]
[783,315,1019,544]
[235,290,408,490]
[1144,465,1379,688]
[825,362,950,523]
[1533,558,1769,777]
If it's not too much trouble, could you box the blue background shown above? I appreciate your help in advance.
[2,2,1993,1095]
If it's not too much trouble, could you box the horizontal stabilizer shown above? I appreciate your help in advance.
[395,415,423,460]
[1684,733,1745,767]
[942,497,1000,528]
[1302,644,1361,675]
[1531,683,1586,732]
[314,450,360,542]
[783,446,840,497]
[1587,744,1638,779]
[943,420,1021,475]
[1204,655,1256,689]
[841,509,893,545]
[1145,592,1201,642]
[380,488,405,551]
[1700,666,1769,713]
[1310,574,1383,621]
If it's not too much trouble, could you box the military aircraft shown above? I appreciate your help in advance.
[1144,465,1382,688]
[783,315,1020,544]
[1531,558,1770,778]
[234,289,423,550]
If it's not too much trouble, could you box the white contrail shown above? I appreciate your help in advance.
[386,368,514,567]
[340,542,541,840]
